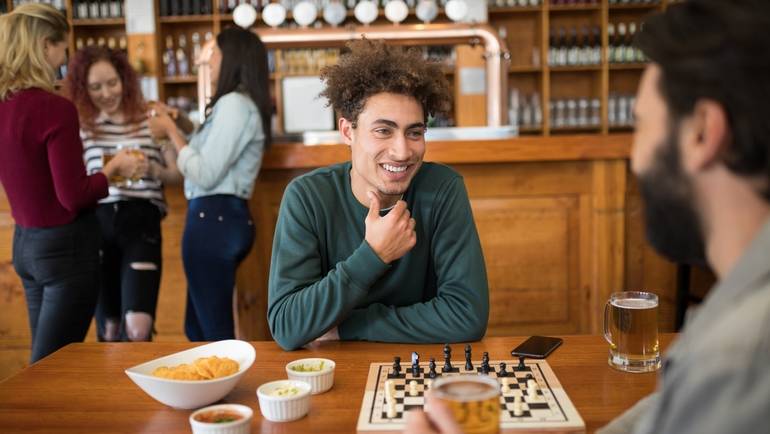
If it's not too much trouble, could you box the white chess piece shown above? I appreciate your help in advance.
[527,379,541,402]
[444,0,467,22]
[292,1,318,27]
[513,394,524,416]
[354,0,378,25]
[384,0,409,24]
[385,379,396,404]
[262,2,287,28]
[232,3,258,28]
[323,1,346,27]
[501,377,510,390]
[387,401,397,418]
[415,0,438,23]
[409,380,418,397]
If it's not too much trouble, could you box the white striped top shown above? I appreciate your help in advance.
[81,114,167,214]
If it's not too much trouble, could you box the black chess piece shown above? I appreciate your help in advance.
[442,344,453,372]
[464,344,473,371]
[481,359,490,375]
[517,355,526,371]
[393,356,402,376]
[482,351,490,365]
[499,362,508,377]
[428,357,437,379]
[411,351,420,377]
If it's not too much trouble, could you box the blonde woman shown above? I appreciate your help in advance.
[0,3,140,362]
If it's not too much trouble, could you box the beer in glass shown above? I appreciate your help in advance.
[431,375,500,434]
[603,291,661,373]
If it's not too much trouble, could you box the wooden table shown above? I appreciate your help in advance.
[0,335,674,433]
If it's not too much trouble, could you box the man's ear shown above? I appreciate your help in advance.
[681,99,730,174]
[339,117,355,145]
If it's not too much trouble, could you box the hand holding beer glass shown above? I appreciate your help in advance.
[603,291,661,373]
[101,145,148,186]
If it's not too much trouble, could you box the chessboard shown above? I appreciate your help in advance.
[356,356,585,433]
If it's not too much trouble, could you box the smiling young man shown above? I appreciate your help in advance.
[267,39,489,350]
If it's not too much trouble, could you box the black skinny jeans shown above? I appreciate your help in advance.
[12,211,101,363]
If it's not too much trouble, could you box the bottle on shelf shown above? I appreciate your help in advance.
[163,35,177,77]
[191,32,202,75]
[177,34,190,76]
[608,93,635,127]
[550,96,600,129]
[99,0,110,18]
[89,0,100,18]
[550,26,599,67]
[614,22,627,63]
[607,23,616,63]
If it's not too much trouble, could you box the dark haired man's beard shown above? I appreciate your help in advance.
[637,133,707,267]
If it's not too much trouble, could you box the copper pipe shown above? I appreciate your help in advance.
[197,23,509,127]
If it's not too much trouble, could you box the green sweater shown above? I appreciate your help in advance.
[267,161,489,350]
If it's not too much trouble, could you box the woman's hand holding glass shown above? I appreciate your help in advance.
[101,148,148,186]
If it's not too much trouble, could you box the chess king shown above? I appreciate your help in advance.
[267,38,489,350]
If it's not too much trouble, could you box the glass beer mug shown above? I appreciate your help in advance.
[431,375,501,434]
[603,291,661,373]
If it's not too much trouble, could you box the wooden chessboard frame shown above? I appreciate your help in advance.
[357,359,585,433]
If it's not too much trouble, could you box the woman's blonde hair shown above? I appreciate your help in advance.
[0,3,69,101]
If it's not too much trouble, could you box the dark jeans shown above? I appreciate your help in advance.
[95,200,162,341]
[12,211,101,363]
[182,195,255,341]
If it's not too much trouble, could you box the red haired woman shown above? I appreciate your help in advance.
[66,46,182,342]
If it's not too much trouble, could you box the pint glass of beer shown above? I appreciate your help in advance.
[603,291,661,373]
[430,375,500,434]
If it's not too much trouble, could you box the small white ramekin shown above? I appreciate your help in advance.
[189,403,253,434]
[285,358,336,395]
[256,380,312,422]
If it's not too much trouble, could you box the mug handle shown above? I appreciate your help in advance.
[603,300,613,345]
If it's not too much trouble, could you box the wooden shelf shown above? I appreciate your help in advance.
[509,65,542,73]
[72,18,125,26]
[609,2,661,11]
[609,124,634,131]
[609,62,648,70]
[548,4,601,12]
[550,65,601,72]
[488,6,543,14]
[159,15,214,24]
[162,76,198,84]
[550,125,602,133]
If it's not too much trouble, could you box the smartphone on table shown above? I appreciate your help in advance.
[511,336,563,359]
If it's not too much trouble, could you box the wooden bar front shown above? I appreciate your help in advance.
[0,134,681,377]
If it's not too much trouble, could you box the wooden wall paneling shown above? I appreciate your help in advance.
[454,44,487,127]
[589,159,628,334]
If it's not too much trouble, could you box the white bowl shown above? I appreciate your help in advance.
[256,380,312,422]
[125,340,256,409]
[285,358,335,395]
[189,403,253,434]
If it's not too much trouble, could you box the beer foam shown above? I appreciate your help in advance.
[611,298,657,309]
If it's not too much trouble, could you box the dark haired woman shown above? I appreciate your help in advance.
[65,46,183,342]
[0,4,139,361]
[151,27,272,341]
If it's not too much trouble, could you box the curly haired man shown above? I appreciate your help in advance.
[267,39,489,350]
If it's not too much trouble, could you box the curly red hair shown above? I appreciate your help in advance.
[65,46,146,132]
